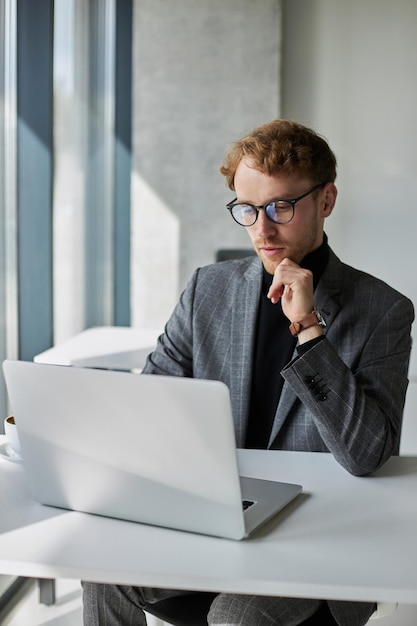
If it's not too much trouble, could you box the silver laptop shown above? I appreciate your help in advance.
[2,359,301,540]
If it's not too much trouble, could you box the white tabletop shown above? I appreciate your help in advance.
[1,444,417,605]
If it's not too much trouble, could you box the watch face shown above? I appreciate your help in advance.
[314,307,327,328]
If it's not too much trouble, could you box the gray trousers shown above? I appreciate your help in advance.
[82,582,376,625]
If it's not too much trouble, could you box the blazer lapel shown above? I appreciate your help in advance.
[267,357,298,448]
[229,259,262,447]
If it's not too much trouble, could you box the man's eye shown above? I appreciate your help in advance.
[237,205,255,216]
[271,202,292,212]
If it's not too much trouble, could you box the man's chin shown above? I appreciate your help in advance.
[258,254,281,275]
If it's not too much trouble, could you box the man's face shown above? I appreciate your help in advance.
[233,158,331,274]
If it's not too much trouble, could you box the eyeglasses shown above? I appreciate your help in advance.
[226,182,326,227]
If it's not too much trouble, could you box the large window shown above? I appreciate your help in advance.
[0,0,18,417]
[54,0,132,343]
[0,0,132,418]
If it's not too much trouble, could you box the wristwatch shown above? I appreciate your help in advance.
[289,307,326,337]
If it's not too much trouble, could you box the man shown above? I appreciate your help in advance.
[83,120,414,625]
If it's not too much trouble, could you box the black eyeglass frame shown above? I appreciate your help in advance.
[226,182,326,227]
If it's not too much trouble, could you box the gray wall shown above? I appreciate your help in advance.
[131,0,282,330]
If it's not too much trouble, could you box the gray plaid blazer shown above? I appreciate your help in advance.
[144,248,414,477]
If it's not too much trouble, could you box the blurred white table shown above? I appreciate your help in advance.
[1,448,417,605]
[34,326,160,371]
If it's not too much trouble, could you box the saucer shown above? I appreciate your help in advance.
[0,437,23,463]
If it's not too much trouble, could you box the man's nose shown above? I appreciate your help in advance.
[255,209,278,236]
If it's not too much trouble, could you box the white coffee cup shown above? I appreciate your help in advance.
[4,415,22,458]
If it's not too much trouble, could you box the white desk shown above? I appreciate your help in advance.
[1,447,417,605]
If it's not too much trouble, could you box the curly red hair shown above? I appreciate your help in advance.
[220,119,337,190]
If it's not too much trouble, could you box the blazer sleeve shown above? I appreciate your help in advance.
[142,260,248,384]
[142,273,197,378]
[281,295,414,476]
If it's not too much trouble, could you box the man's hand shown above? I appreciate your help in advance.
[267,258,321,341]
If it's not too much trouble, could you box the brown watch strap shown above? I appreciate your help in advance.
[289,312,320,337]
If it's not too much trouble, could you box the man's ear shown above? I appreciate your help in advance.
[322,182,337,218]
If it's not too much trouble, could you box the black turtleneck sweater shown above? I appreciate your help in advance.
[245,235,330,449]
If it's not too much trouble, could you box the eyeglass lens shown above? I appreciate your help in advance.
[231,200,294,226]
[228,182,325,226]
